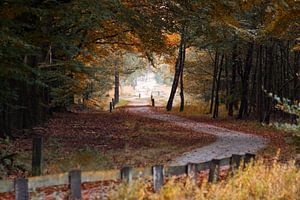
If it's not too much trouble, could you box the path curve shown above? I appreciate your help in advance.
[125,99,267,166]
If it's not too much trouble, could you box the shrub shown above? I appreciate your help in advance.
[271,94,300,135]
[0,137,25,179]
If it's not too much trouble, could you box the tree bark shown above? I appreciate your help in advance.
[166,30,186,111]
[293,51,300,101]
[179,40,186,112]
[249,46,258,116]
[209,50,219,114]
[213,54,224,118]
[238,42,254,119]
[225,55,229,110]
[228,45,237,117]
[114,66,120,104]
[256,45,264,121]
[262,43,275,124]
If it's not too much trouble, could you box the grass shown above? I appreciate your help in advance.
[115,99,129,107]
[44,145,112,173]
[286,135,300,153]
[109,158,300,200]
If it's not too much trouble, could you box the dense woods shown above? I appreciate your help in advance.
[0,0,299,138]
[0,0,166,138]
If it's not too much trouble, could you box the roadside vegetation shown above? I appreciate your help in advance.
[110,158,300,200]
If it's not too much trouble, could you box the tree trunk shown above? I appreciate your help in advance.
[225,55,229,110]
[213,54,224,118]
[114,66,120,104]
[209,50,219,114]
[249,46,258,116]
[228,45,237,117]
[166,30,186,111]
[238,42,254,119]
[256,45,264,121]
[293,51,300,101]
[179,40,186,112]
[262,43,274,124]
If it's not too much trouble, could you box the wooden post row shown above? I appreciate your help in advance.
[153,165,164,192]
[15,179,28,200]
[32,136,43,176]
[231,154,242,169]
[15,170,82,200]
[208,159,220,183]
[13,153,255,199]
[244,153,255,164]
[69,170,81,200]
[109,102,113,113]
[121,166,132,183]
[186,163,197,181]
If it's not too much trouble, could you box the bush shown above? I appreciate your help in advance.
[109,158,300,200]
[0,138,25,179]
[271,94,300,135]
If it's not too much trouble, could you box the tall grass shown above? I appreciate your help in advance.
[109,159,300,200]
[172,101,228,117]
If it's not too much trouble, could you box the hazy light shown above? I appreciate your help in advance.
[135,71,159,96]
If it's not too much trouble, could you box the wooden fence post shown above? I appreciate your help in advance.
[208,159,220,183]
[121,166,132,183]
[231,154,242,167]
[112,98,115,109]
[186,163,197,181]
[244,153,255,166]
[152,165,164,192]
[151,98,155,107]
[109,102,112,113]
[230,154,242,175]
[15,178,29,200]
[32,136,43,176]
[245,153,255,163]
[69,170,81,200]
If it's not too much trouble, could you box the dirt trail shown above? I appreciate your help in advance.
[125,98,267,166]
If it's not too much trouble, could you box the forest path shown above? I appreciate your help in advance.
[124,97,267,166]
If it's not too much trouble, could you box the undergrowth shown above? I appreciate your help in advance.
[0,138,26,179]
[109,158,300,200]
[172,101,228,117]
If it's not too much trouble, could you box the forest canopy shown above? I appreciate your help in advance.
[0,0,299,137]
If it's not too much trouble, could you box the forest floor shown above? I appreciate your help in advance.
[1,104,215,179]
[126,97,297,164]
[128,106,266,166]
[170,109,299,162]
[1,98,298,180]
[1,98,298,199]
[183,116,298,161]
